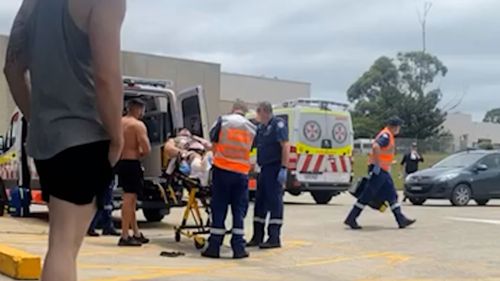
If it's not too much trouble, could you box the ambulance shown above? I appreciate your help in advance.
[0,77,209,221]
[248,98,354,204]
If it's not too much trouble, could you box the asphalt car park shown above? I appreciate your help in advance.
[2,193,500,281]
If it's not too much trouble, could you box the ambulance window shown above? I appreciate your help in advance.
[4,115,16,151]
[181,96,203,137]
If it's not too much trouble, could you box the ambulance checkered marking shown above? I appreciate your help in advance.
[296,154,352,174]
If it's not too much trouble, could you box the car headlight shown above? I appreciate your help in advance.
[436,173,460,182]
[405,174,414,183]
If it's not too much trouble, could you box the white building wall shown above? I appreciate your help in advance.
[443,112,500,147]
[220,72,311,106]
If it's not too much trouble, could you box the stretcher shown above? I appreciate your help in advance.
[165,155,212,249]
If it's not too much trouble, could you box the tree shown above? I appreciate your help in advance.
[483,108,500,123]
[347,51,448,139]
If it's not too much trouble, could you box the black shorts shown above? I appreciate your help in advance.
[116,160,143,195]
[35,141,113,205]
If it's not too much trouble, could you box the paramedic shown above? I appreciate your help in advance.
[247,102,289,249]
[344,117,416,230]
[4,0,125,280]
[117,99,151,246]
[202,100,256,259]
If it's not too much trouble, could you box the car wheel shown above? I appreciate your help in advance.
[409,197,427,206]
[475,199,490,206]
[450,184,472,206]
[143,209,165,222]
[311,191,334,205]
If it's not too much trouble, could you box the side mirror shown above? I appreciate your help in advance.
[476,164,488,172]
[0,136,4,153]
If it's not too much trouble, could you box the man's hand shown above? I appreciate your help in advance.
[108,137,124,167]
[372,164,381,176]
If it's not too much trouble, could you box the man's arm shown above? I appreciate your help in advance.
[371,142,382,167]
[137,122,151,157]
[276,120,289,168]
[88,0,126,162]
[3,0,36,120]
[281,141,290,167]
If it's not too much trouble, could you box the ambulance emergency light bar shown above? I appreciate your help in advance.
[123,76,174,89]
[281,98,349,111]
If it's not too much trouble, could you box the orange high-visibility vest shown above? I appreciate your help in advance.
[213,114,257,175]
[369,127,395,172]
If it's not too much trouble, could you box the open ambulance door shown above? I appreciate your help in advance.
[176,86,209,138]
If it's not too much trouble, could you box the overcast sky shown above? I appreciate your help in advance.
[1,0,499,120]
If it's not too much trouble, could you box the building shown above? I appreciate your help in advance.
[0,34,310,135]
[443,112,500,149]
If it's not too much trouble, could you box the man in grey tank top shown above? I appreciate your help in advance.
[4,1,126,280]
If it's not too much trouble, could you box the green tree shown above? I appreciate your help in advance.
[348,51,447,139]
[483,108,500,123]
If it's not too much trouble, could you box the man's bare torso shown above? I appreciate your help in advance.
[121,116,146,160]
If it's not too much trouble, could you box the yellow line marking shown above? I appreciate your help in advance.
[0,244,41,280]
[296,251,411,267]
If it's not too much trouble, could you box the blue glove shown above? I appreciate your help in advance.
[277,167,287,185]
[179,161,191,175]
[372,164,381,176]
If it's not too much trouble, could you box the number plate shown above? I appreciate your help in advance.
[304,174,319,180]
[411,186,423,191]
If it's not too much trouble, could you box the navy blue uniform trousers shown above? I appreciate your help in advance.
[208,167,249,254]
[253,164,283,243]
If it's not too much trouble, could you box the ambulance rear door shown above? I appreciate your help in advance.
[295,109,352,185]
[176,86,209,138]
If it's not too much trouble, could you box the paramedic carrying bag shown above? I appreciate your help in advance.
[8,186,31,217]
[349,176,389,213]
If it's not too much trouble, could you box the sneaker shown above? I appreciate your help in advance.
[118,237,142,247]
[133,233,150,244]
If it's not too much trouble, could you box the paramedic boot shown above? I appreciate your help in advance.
[260,219,282,249]
[344,203,364,230]
[247,222,264,247]
[392,204,416,229]
[203,233,223,259]
[201,244,220,259]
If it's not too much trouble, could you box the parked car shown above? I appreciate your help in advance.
[404,150,500,206]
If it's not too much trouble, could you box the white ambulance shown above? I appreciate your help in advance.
[0,77,208,222]
[248,98,354,204]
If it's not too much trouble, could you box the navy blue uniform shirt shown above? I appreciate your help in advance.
[256,116,288,167]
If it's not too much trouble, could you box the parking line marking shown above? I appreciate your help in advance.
[296,252,411,267]
[447,217,500,225]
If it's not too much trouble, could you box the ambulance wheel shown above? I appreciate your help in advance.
[409,198,426,206]
[311,191,334,205]
[194,237,206,249]
[143,209,165,222]
[175,231,181,242]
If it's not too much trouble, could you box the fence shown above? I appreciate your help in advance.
[355,136,459,155]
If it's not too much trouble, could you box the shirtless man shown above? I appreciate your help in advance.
[116,99,151,246]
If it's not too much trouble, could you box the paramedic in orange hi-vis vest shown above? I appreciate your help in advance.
[344,117,416,230]
[202,100,257,259]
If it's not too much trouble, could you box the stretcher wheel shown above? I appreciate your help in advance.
[175,231,181,242]
[194,236,206,249]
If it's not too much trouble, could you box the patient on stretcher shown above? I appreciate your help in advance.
[164,129,212,186]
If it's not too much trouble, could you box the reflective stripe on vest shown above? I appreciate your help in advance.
[369,128,395,172]
[213,114,256,175]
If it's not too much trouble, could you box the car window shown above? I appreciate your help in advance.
[478,154,500,169]
[434,153,485,168]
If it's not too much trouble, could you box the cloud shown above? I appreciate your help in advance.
[1,0,499,120]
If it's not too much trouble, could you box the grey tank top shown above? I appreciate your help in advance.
[26,0,109,160]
